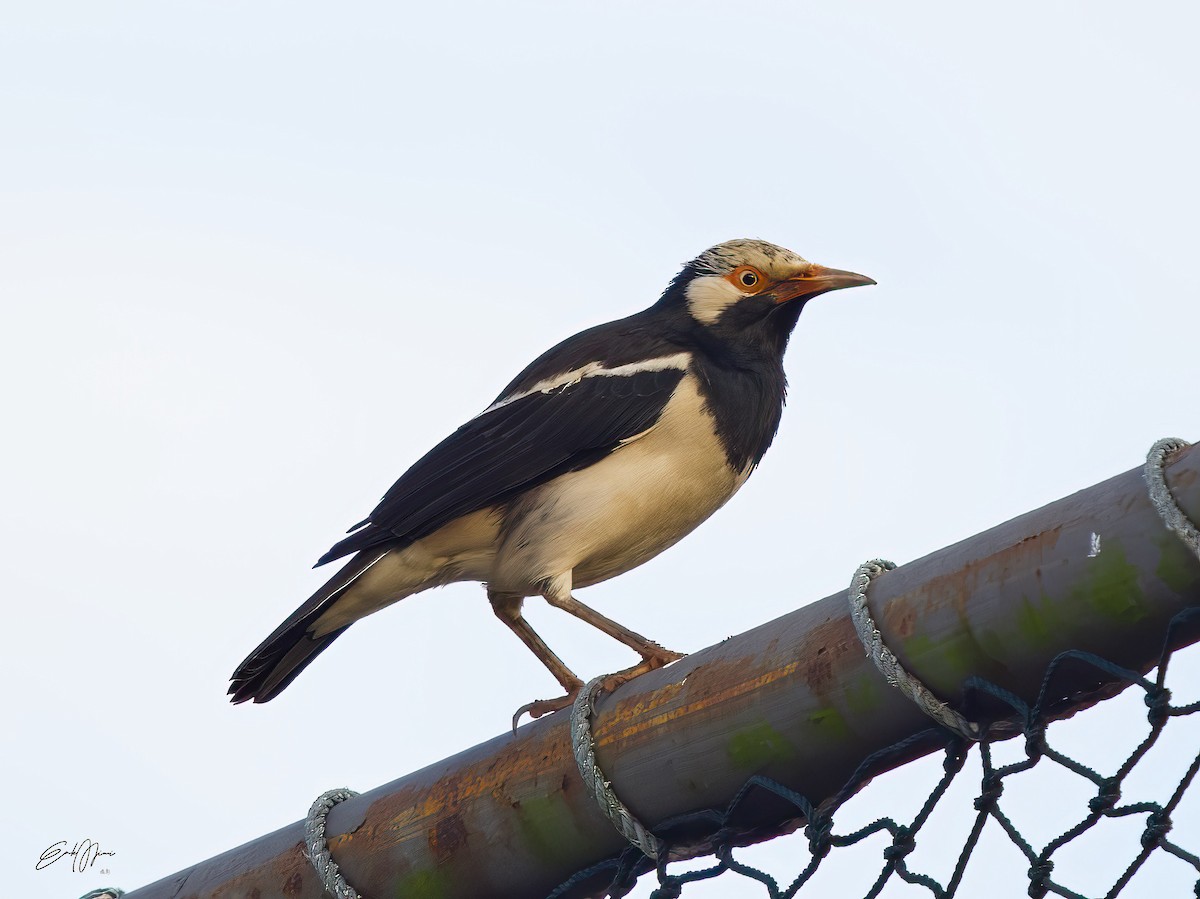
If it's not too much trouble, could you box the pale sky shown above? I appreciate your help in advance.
[5,3,1199,897]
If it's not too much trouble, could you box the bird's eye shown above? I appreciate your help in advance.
[732,267,762,290]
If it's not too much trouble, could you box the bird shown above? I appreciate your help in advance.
[228,239,875,724]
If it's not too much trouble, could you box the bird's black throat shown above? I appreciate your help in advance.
[684,298,805,472]
[653,269,809,472]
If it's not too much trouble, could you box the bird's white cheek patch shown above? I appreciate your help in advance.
[685,275,746,325]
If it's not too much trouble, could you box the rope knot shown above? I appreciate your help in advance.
[974,776,1004,812]
[805,814,833,858]
[1144,687,1172,726]
[1089,779,1122,814]
[883,826,915,861]
[1026,858,1054,897]
[1142,810,1172,848]
[652,879,683,899]
[1023,726,1046,760]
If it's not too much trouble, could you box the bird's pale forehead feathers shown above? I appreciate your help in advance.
[692,239,810,280]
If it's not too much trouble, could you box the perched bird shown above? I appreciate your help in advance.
[229,239,874,723]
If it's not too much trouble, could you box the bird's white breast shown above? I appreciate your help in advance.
[490,372,753,591]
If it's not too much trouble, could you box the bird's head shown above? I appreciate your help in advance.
[658,239,875,353]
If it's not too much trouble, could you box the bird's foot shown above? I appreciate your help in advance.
[598,649,686,694]
[511,691,579,732]
[509,648,686,731]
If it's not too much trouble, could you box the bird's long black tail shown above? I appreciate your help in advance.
[228,549,389,704]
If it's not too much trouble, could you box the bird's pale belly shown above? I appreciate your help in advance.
[489,378,753,592]
[565,446,746,587]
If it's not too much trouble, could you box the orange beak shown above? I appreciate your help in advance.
[772,265,876,304]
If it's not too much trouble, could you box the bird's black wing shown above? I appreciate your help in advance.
[316,365,687,565]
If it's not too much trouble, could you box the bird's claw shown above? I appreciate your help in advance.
[511,693,578,732]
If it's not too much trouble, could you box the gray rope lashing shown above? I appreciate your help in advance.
[571,675,662,860]
[849,559,982,740]
[306,788,362,899]
[1145,438,1200,561]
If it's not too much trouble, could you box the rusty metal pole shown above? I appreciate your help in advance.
[125,442,1200,899]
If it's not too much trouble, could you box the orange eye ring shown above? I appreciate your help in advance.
[727,266,765,292]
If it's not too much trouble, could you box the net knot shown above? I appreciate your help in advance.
[1027,858,1054,897]
[1023,726,1046,760]
[1144,687,1172,726]
[1142,810,1172,848]
[1089,779,1122,814]
[805,814,833,858]
[974,775,1004,812]
[654,879,683,899]
[884,826,915,861]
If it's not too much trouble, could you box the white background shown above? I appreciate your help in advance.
[4,2,1199,897]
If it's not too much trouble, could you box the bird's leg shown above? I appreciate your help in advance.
[541,574,685,670]
[489,591,584,729]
